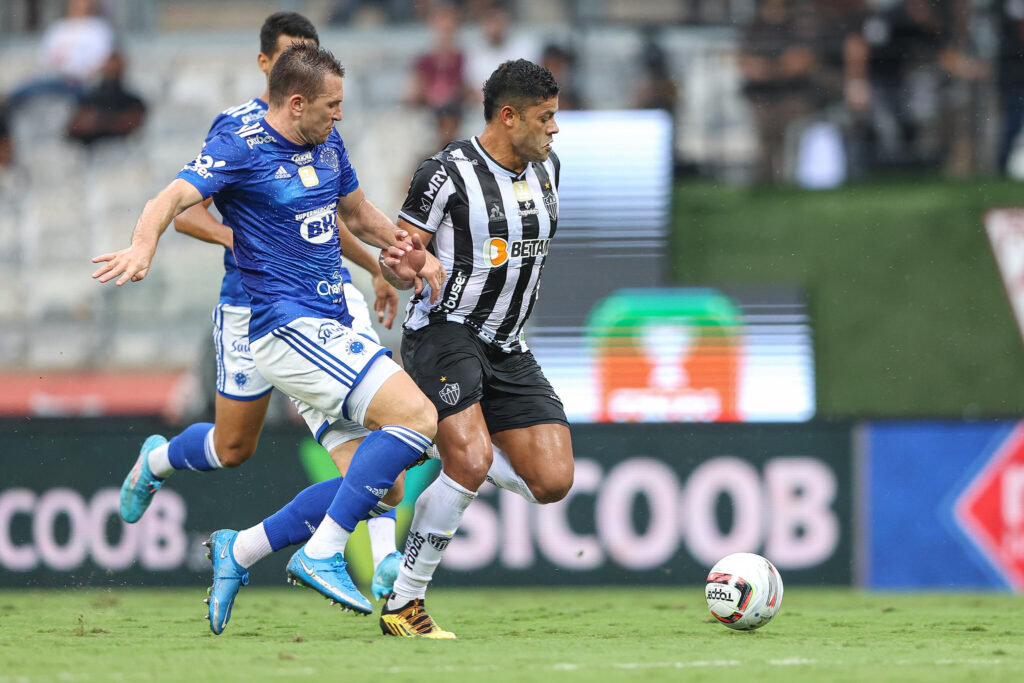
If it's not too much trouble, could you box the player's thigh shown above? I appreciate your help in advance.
[251,317,395,427]
[342,283,380,344]
[401,322,487,425]
[435,402,494,489]
[361,369,437,437]
[484,351,573,501]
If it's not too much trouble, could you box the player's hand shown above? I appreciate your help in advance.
[414,238,447,305]
[383,232,427,284]
[371,272,399,329]
[91,244,155,286]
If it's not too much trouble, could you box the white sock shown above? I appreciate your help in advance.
[231,524,272,568]
[391,471,476,602]
[367,515,397,567]
[203,427,224,469]
[147,442,174,479]
[303,514,351,559]
[486,444,538,504]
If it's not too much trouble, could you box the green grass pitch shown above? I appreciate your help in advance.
[1,587,1022,682]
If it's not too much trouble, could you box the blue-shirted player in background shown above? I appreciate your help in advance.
[93,43,444,628]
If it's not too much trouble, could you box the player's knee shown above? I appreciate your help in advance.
[528,467,574,504]
[398,393,438,441]
[442,441,493,487]
[213,435,257,468]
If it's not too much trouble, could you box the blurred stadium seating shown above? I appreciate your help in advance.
[0,10,752,373]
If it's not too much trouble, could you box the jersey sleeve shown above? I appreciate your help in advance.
[397,158,453,234]
[335,136,359,196]
[175,132,251,199]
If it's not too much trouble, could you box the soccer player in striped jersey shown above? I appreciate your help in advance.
[377,59,574,638]
[93,44,443,630]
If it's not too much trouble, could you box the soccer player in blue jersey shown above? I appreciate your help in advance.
[93,43,444,624]
[108,13,405,632]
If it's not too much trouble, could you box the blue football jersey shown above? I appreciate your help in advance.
[177,119,360,341]
[203,98,351,307]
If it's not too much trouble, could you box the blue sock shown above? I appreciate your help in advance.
[263,477,343,551]
[327,426,431,531]
[167,423,219,471]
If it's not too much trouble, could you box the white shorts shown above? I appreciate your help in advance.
[212,284,378,401]
[344,283,381,344]
[212,304,274,400]
[250,316,402,449]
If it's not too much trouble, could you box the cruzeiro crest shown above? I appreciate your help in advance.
[438,383,460,406]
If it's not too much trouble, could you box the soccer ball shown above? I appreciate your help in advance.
[705,552,784,631]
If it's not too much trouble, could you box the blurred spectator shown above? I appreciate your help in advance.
[848,0,987,171]
[738,0,823,183]
[66,52,146,146]
[405,2,467,111]
[0,111,13,168]
[541,43,583,110]
[463,6,539,99]
[328,0,412,25]
[433,100,463,149]
[997,0,1024,174]
[5,0,114,110]
[634,35,678,114]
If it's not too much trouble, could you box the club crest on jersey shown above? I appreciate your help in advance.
[544,192,558,221]
[298,165,320,187]
[319,148,340,171]
[438,383,461,406]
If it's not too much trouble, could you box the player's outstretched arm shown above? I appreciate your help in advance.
[337,218,399,328]
[381,221,446,304]
[174,197,233,249]
[91,178,204,286]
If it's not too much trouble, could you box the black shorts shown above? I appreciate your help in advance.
[401,322,569,434]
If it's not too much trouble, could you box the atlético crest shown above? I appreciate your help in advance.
[438,383,460,406]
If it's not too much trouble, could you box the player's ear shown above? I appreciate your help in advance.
[289,93,305,115]
[257,52,272,75]
[500,105,518,127]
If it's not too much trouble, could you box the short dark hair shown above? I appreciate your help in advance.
[260,12,319,56]
[482,59,559,121]
[269,44,345,106]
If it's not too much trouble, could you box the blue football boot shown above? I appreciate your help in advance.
[202,530,250,635]
[119,434,167,523]
[371,551,403,599]
[285,546,373,615]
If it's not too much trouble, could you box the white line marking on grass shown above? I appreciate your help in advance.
[611,660,740,670]
[769,658,816,666]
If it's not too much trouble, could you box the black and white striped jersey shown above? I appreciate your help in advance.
[398,137,560,352]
